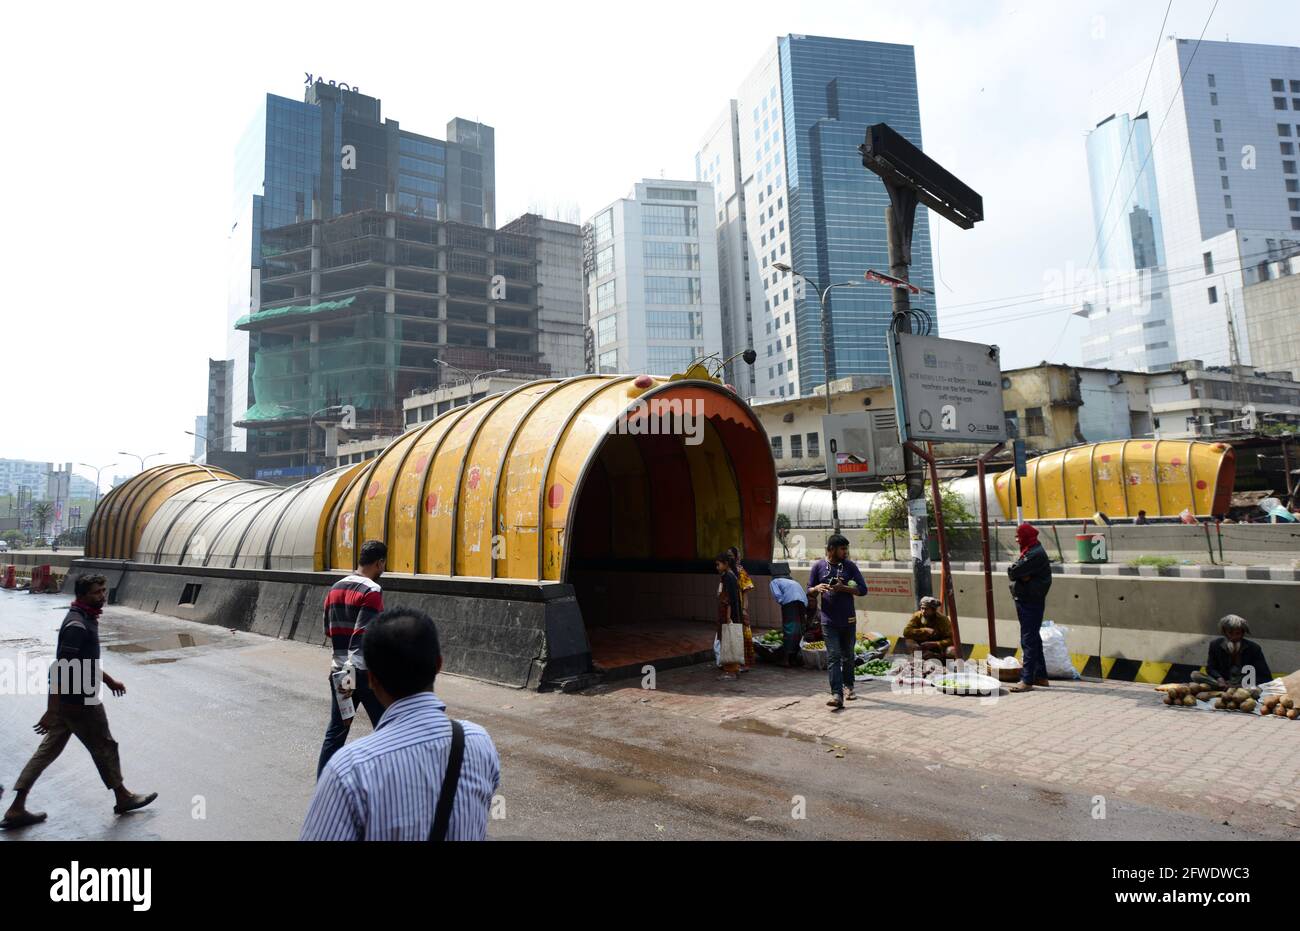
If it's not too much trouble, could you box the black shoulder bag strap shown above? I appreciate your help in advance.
[429,719,465,842]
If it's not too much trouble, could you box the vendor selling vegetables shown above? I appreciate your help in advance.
[900,596,957,662]
[1191,614,1273,689]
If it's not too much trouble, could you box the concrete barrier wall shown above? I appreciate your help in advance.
[795,564,1300,679]
[72,560,590,690]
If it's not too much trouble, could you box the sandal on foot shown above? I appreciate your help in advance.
[114,792,158,815]
[826,696,844,709]
[1,811,47,830]
[1009,682,1034,693]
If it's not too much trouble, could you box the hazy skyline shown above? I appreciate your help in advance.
[3,0,1295,478]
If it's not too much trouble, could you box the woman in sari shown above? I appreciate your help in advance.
[727,546,756,671]
[715,554,742,680]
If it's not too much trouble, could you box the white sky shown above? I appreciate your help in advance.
[2,0,1295,483]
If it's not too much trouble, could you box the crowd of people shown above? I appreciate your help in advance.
[2,519,1282,837]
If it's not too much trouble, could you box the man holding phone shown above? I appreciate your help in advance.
[808,534,868,710]
[317,539,388,776]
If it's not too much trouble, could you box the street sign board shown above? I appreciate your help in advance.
[888,332,1006,445]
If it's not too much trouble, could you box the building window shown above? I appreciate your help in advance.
[595,245,614,278]
[646,311,702,340]
[1224,195,1232,208]
[643,241,699,270]
[790,434,803,459]
[1216,137,1225,152]
[597,314,617,346]
[1273,79,1286,92]
[592,209,614,244]
[776,361,783,375]
[1293,217,1300,230]
[1203,252,1214,274]
[646,345,700,373]
[1288,180,1300,192]
[1280,124,1294,137]
[1221,176,1230,189]
[596,279,617,312]
[1208,286,1218,304]
[1285,161,1298,174]
[1226,214,1235,228]
[1276,98,1290,111]
[644,276,701,305]
[645,187,697,201]
[598,350,618,374]
[641,204,698,237]
[1208,74,1216,88]
[807,433,819,457]
[1213,119,1222,132]
[1289,197,1300,211]
[1294,81,1300,93]
[1284,143,1296,155]
[771,436,783,460]
[1210,93,1218,106]
[1025,407,1045,436]
[1218,157,1227,170]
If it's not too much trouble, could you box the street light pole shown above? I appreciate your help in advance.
[773,263,856,534]
[118,451,166,473]
[77,462,117,510]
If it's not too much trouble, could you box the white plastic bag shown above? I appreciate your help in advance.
[713,636,721,668]
[1039,621,1080,680]
[719,623,745,666]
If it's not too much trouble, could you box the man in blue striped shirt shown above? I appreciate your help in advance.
[300,608,500,841]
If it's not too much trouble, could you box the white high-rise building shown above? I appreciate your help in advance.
[1079,37,1300,372]
[583,180,723,376]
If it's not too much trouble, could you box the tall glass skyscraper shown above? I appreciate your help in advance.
[697,35,934,399]
[1079,38,1300,372]
[224,81,496,451]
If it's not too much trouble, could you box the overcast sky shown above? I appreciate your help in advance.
[3,0,1294,484]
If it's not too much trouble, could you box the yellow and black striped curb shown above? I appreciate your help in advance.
[881,636,1290,684]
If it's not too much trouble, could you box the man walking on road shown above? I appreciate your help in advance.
[300,608,500,841]
[808,534,868,710]
[2,575,157,830]
[1008,523,1053,693]
[318,539,388,776]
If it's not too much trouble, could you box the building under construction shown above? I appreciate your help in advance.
[238,207,551,480]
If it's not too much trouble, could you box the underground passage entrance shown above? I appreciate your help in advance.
[565,385,779,675]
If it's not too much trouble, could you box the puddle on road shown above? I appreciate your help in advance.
[582,770,665,797]
[719,717,820,744]
[106,631,218,654]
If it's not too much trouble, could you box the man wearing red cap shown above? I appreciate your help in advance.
[1007,523,1052,693]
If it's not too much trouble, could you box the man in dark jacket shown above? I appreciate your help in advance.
[1007,523,1053,693]
[2,574,156,830]
[1192,615,1272,688]
[808,534,868,710]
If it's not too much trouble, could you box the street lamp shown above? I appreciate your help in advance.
[77,462,117,510]
[307,406,346,469]
[773,262,859,533]
[118,451,166,473]
[434,360,509,405]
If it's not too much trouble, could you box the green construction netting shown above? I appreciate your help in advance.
[235,296,357,329]
[238,318,404,425]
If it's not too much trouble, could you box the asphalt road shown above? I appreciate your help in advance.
[0,590,1285,841]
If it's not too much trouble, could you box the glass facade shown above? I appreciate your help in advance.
[776,36,934,388]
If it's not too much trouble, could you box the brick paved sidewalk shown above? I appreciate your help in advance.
[589,663,1300,833]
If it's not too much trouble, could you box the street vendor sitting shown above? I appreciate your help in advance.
[1191,614,1273,688]
[900,596,958,662]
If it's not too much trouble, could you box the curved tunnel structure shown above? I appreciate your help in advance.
[81,374,779,682]
[778,439,1237,526]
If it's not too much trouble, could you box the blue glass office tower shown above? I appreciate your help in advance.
[698,35,934,399]
[224,80,495,452]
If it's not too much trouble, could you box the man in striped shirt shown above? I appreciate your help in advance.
[300,608,500,841]
[317,540,388,776]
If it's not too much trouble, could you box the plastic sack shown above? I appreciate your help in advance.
[1039,620,1080,680]
[719,623,746,666]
